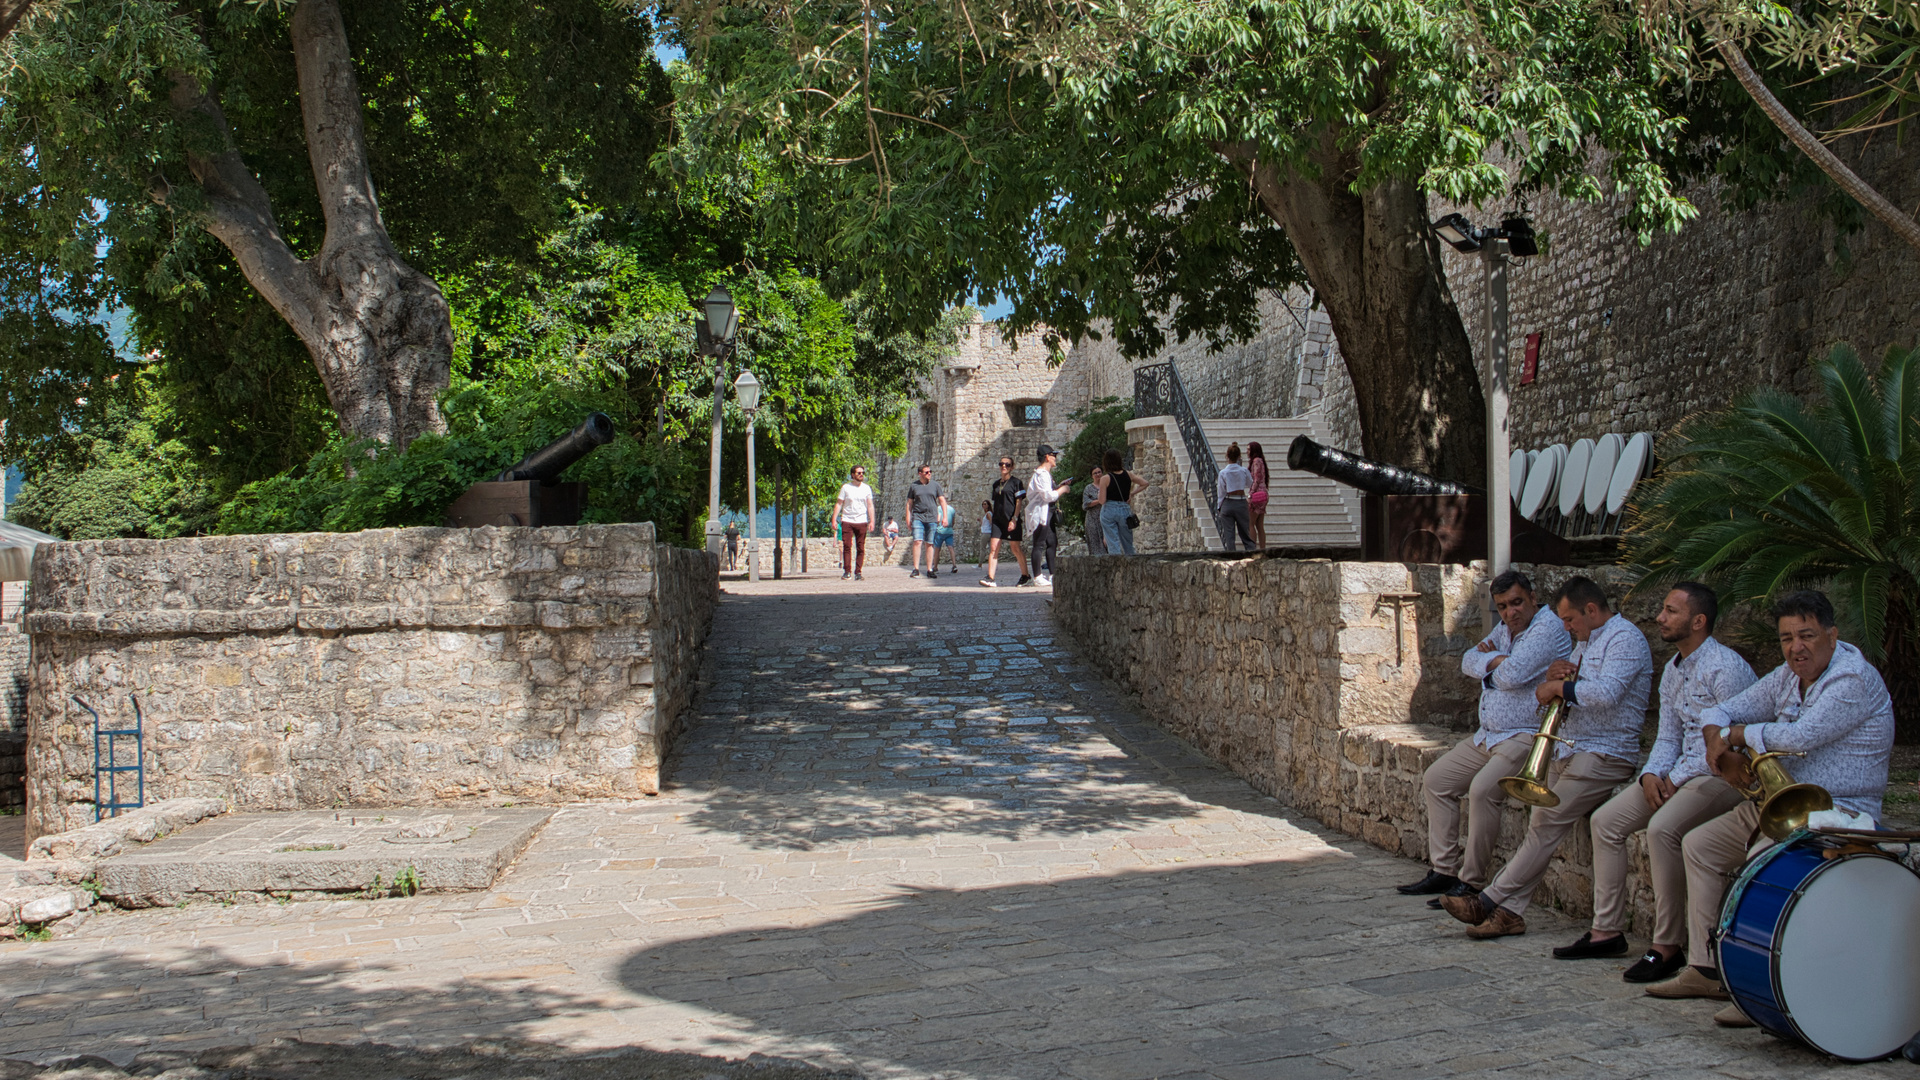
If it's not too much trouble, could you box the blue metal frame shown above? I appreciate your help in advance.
[79,694,144,822]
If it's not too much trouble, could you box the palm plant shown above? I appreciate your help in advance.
[1626,342,1920,738]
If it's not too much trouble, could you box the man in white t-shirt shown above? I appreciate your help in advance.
[833,465,878,581]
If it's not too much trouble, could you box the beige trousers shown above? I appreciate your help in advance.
[1422,736,1531,883]
[1683,801,1764,967]
[1590,775,1746,944]
[1482,751,1637,915]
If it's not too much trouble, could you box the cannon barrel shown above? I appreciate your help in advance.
[495,413,616,483]
[1287,435,1473,497]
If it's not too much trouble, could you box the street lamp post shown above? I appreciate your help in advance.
[699,287,739,558]
[735,370,763,582]
[1431,212,1536,581]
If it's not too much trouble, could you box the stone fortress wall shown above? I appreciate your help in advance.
[22,524,717,841]
[0,620,26,812]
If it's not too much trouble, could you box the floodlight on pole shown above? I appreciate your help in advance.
[1433,212,1483,253]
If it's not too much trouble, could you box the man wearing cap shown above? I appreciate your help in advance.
[1024,445,1072,589]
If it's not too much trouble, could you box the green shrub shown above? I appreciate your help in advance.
[1059,397,1134,538]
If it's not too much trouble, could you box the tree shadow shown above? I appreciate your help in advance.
[614,858,1853,1079]
[662,588,1272,850]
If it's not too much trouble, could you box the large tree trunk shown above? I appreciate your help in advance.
[1219,139,1487,486]
[166,0,449,449]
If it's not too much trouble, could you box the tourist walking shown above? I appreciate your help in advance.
[1247,441,1269,550]
[833,465,878,581]
[723,520,740,570]
[1082,468,1107,555]
[1217,442,1256,552]
[933,500,960,574]
[981,456,1030,587]
[904,464,948,579]
[1094,449,1147,555]
[978,499,993,567]
[1024,445,1072,588]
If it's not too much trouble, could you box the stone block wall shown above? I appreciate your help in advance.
[23,524,717,841]
[0,623,26,812]
[1056,554,1670,928]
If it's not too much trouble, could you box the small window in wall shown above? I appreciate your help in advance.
[1007,400,1045,427]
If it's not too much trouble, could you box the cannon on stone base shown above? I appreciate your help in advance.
[445,413,616,527]
[1287,435,1570,564]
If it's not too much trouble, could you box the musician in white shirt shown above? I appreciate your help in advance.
[1552,583,1755,981]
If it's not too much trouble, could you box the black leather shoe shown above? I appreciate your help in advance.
[1553,932,1630,960]
[1396,870,1461,896]
[1622,948,1688,984]
[1427,880,1479,908]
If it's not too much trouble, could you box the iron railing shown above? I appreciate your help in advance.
[1134,361,1219,530]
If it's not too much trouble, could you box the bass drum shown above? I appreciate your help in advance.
[1718,833,1920,1060]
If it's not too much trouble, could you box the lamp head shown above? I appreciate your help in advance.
[1432,212,1483,253]
[733,369,762,413]
[1501,215,1539,257]
[703,286,738,345]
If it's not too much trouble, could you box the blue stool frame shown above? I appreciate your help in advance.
[76,694,144,822]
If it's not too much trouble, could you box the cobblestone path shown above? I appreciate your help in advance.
[0,570,1892,1078]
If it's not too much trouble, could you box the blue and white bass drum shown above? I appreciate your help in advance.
[1717,831,1920,1060]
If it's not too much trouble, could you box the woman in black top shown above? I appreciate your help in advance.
[1092,448,1148,555]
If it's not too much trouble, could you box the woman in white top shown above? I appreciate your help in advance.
[832,466,878,580]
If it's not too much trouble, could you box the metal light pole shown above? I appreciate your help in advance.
[700,287,739,557]
[735,370,763,582]
[1482,240,1512,579]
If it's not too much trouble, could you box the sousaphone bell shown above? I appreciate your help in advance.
[1736,750,1833,841]
[1499,697,1569,808]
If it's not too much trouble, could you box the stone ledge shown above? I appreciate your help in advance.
[25,598,657,637]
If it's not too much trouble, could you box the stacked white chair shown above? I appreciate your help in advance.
[1510,432,1653,536]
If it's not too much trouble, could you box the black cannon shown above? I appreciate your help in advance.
[446,413,616,527]
[1285,435,1568,564]
[1286,435,1474,497]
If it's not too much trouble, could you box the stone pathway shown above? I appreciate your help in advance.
[0,567,1897,1078]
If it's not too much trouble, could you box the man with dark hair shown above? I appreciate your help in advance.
[1552,582,1755,980]
[980,456,1030,587]
[904,464,948,579]
[1442,576,1652,939]
[1648,589,1895,1027]
[1399,570,1572,903]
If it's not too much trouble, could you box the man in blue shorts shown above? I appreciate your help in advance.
[904,463,948,579]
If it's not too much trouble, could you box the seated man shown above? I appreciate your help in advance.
[1648,589,1895,1022]
[1441,576,1651,939]
[1551,582,1755,980]
[1399,570,1571,904]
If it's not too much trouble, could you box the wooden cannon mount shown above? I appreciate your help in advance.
[445,413,616,528]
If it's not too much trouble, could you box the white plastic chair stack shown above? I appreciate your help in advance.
[1509,432,1653,537]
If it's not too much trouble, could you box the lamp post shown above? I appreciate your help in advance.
[699,286,739,558]
[735,369,763,582]
[1432,212,1536,581]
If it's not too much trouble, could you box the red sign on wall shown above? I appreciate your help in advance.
[1519,332,1541,386]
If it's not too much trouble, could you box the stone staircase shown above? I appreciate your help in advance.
[1164,412,1361,551]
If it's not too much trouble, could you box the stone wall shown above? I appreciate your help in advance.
[23,524,717,841]
[0,623,26,812]
[1056,554,1671,928]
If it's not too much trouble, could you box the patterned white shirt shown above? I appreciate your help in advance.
[1461,604,1573,748]
[1559,613,1654,762]
[1643,636,1757,787]
[1703,641,1896,819]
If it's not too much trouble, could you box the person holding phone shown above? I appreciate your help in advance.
[1023,445,1072,588]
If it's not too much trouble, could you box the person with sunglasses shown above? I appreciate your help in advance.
[833,465,878,581]
[981,456,1030,587]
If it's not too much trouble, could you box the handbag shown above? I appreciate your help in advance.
[1125,513,1140,530]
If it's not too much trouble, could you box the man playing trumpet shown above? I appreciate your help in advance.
[1399,570,1571,904]
[1647,590,1896,1018]
[1551,582,1756,981]
[1441,576,1652,939]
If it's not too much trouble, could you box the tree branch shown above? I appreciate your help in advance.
[166,69,323,341]
[290,0,386,253]
[0,0,34,42]
[1713,27,1920,255]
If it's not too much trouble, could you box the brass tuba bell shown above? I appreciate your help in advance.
[1499,697,1570,808]
[1737,750,1834,841]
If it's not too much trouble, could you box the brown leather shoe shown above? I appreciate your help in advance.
[1465,907,1527,939]
[1645,966,1731,1000]
[1714,1003,1755,1028]
[1439,892,1490,926]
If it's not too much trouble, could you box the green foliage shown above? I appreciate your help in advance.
[668,0,1705,353]
[1626,342,1920,716]
[8,377,223,540]
[1058,398,1134,538]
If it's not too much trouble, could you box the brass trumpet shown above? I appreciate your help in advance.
[1734,750,1833,841]
[1499,697,1570,808]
